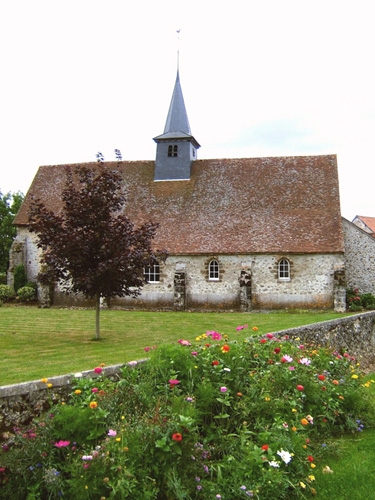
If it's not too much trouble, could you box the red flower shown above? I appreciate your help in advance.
[261,444,269,451]
[172,433,183,442]
[260,339,267,344]
[307,455,314,462]
[266,333,273,339]
[212,360,219,366]
[274,347,281,354]
[221,344,230,352]
[296,385,304,392]
[318,374,326,381]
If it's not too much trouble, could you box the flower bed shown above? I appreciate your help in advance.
[1,326,374,499]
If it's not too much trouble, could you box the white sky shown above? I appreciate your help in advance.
[1,0,374,220]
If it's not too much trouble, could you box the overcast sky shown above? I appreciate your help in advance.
[1,0,373,220]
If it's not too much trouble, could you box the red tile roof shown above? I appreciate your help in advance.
[354,216,375,234]
[14,155,344,255]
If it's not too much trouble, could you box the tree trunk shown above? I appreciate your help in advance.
[95,293,101,340]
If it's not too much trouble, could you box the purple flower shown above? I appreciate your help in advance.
[220,386,227,393]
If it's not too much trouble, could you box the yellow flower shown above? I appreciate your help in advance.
[40,378,48,384]
[363,381,371,388]
[310,463,316,469]
[89,401,98,409]
[308,475,315,482]
[351,374,359,379]
[292,408,298,413]
[115,437,121,442]
[300,482,306,489]
[303,444,307,449]
[265,397,270,402]
[74,390,82,395]
[338,395,344,400]
[47,383,53,388]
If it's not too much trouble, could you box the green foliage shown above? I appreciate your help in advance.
[1,326,374,499]
[0,284,15,302]
[17,285,36,302]
[0,191,24,273]
[346,288,375,311]
[13,264,27,293]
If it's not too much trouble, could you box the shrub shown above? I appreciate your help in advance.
[17,285,36,302]
[360,293,375,310]
[13,264,27,293]
[346,288,375,311]
[1,328,374,499]
[0,284,15,302]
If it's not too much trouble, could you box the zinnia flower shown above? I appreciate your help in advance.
[277,449,292,464]
[212,360,219,366]
[221,344,230,352]
[172,433,183,442]
[261,444,269,451]
[54,440,70,448]
[301,418,309,426]
[318,374,326,381]
[94,367,102,374]
[89,401,98,409]
[220,386,227,393]
[74,389,82,395]
[296,385,304,392]
[169,379,180,386]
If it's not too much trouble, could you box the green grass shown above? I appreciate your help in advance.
[316,428,375,499]
[0,305,348,386]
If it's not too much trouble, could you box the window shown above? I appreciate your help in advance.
[208,259,219,281]
[278,258,290,280]
[144,261,160,283]
[168,145,178,157]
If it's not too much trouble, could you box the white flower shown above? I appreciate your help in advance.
[223,367,231,372]
[277,449,292,464]
[269,461,280,468]
[74,372,83,378]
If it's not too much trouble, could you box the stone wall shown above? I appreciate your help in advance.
[1,312,375,434]
[342,217,375,294]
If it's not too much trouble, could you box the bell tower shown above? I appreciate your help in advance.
[153,65,200,181]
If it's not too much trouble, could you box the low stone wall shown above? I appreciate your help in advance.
[1,312,375,435]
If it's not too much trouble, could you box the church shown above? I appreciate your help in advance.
[10,65,372,313]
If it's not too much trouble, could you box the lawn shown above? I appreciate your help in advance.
[0,305,348,386]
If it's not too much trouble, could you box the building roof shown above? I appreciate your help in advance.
[153,70,200,149]
[14,154,344,255]
[352,216,375,235]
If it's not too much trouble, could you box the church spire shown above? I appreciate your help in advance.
[153,49,200,181]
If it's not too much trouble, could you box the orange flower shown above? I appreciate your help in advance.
[301,418,309,426]
[221,344,230,353]
[332,380,339,385]
[89,401,98,409]
[172,433,183,442]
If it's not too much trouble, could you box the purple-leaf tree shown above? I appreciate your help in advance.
[28,165,164,340]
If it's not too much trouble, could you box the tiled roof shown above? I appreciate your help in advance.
[354,216,375,234]
[14,155,344,255]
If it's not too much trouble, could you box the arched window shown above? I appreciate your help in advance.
[168,145,178,157]
[144,261,160,283]
[278,258,290,280]
[208,259,219,281]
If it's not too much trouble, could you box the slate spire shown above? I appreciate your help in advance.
[153,63,200,181]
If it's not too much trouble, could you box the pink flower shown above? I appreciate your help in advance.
[266,333,274,339]
[296,385,305,392]
[281,355,293,363]
[91,387,98,393]
[191,351,198,356]
[54,440,70,448]
[108,429,117,437]
[207,331,223,340]
[169,379,180,386]
[94,367,102,374]
[178,339,192,346]
[236,324,248,331]
[144,347,151,352]
[220,386,227,393]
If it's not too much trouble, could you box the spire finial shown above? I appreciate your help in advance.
[176,28,181,72]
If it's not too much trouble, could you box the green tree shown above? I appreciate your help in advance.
[28,165,165,340]
[0,191,24,273]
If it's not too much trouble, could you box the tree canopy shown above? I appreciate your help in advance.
[0,191,24,274]
[28,165,164,339]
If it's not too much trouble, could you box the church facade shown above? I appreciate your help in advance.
[10,69,349,312]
